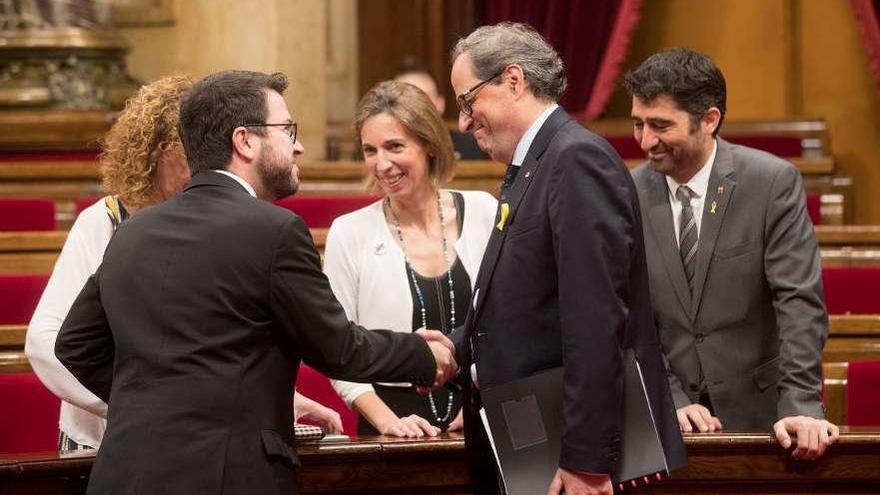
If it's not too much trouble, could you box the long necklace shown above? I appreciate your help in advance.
[387,191,455,423]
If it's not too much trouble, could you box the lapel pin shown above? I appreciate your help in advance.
[710,201,717,214]
[525,170,531,179]
[717,185,724,194]
[496,203,510,231]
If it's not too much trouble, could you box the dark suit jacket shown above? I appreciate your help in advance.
[631,138,827,429]
[452,108,686,490]
[55,172,436,495]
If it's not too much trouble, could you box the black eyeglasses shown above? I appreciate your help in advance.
[455,71,503,117]
[243,122,297,143]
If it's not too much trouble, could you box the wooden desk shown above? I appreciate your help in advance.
[1,430,879,494]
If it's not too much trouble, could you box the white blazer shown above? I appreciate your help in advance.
[323,190,498,406]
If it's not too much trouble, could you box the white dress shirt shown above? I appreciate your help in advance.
[666,139,717,246]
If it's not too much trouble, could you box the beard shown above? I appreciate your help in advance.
[257,142,298,200]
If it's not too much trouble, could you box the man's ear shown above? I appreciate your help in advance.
[231,126,258,160]
[504,64,527,98]
[702,107,722,135]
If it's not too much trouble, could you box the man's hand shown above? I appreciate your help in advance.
[378,413,441,438]
[547,468,612,495]
[416,329,455,354]
[676,404,722,433]
[446,410,464,432]
[293,392,343,434]
[416,329,458,391]
[773,416,840,460]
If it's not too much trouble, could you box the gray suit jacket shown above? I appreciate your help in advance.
[631,138,828,429]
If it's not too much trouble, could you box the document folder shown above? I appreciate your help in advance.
[481,348,668,495]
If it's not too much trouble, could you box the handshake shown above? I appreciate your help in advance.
[416,329,459,392]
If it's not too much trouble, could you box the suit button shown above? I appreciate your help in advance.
[695,333,705,343]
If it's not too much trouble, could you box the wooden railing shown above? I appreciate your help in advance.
[1,430,879,494]
[6,225,880,275]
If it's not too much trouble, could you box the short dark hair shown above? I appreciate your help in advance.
[623,48,727,136]
[395,56,435,81]
[179,70,288,173]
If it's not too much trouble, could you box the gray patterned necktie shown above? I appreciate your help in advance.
[676,185,698,292]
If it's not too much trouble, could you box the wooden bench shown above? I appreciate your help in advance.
[2,431,879,494]
[0,154,851,229]
[7,225,880,275]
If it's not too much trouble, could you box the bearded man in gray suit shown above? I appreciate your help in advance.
[625,48,839,460]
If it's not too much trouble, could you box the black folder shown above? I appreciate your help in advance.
[480,349,668,494]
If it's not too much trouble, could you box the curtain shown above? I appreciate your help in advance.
[852,0,880,88]
[485,0,642,120]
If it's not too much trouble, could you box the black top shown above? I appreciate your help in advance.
[407,191,472,334]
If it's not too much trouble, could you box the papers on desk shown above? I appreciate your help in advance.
[480,349,669,495]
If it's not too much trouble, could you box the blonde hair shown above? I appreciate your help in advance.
[99,74,193,210]
[354,80,455,192]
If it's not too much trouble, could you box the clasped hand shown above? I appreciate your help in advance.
[415,329,458,392]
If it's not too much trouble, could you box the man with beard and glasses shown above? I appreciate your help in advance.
[626,48,839,460]
[54,70,458,495]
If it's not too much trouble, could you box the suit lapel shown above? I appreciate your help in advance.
[689,139,737,318]
[644,170,693,316]
[470,107,569,325]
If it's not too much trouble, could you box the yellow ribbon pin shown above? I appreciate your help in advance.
[496,203,510,231]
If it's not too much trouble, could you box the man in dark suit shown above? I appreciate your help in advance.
[55,70,457,495]
[625,48,839,460]
[445,23,686,495]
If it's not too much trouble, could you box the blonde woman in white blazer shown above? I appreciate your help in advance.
[324,80,497,437]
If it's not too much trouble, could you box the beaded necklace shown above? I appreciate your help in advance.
[386,191,455,423]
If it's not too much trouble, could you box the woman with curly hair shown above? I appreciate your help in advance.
[25,75,194,452]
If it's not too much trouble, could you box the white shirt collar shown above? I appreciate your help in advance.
[213,170,257,198]
[665,139,717,202]
[510,103,558,167]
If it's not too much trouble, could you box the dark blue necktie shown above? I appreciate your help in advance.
[500,163,519,201]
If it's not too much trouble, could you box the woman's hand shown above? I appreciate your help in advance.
[378,414,441,437]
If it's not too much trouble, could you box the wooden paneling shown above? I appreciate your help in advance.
[357,0,481,119]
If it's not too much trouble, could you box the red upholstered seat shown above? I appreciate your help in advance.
[0,274,49,325]
[0,372,60,453]
[0,199,56,231]
[275,196,379,228]
[822,267,880,314]
[847,360,880,426]
[806,193,821,225]
[296,364,359,435]
[75,196,104,216]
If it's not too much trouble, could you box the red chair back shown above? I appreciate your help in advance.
[822,267,880,314]
[0,372,60,453]
[0,274,50,324]
[0,199,56,231]
[276,196,379,228]
[806,193,821,225]
[296,364,359,436]
[847,360,880,426]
